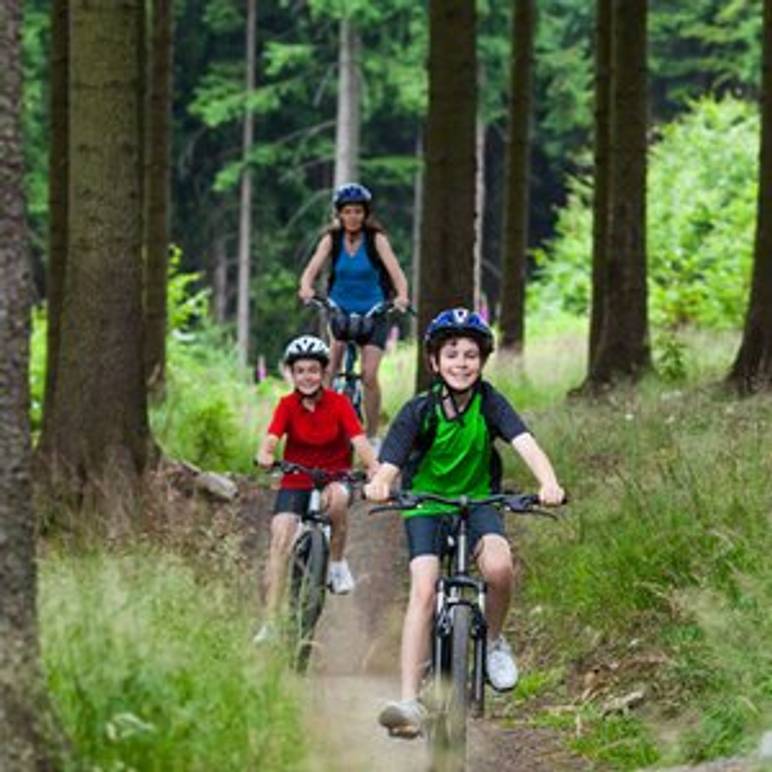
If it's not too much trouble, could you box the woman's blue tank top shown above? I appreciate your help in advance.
[329,238,385,314]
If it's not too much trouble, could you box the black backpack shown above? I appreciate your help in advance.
[327,226,396,300]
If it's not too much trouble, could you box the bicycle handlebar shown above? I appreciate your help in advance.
[307,294,416,318]
[368,491,564,520]
[270,460,367,486]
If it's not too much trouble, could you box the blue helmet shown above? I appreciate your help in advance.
[332,182,372,210]
[424,308,494,357]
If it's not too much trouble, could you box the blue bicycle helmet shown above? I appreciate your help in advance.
[424,308,494,358]
[332,182,372,211]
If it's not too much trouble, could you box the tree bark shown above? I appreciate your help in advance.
[589,0,612,364]
[411,130,424,339]
[588,0,650,384]
[213,233,229,325]
[40,0,150,517]
[500,0,536,353]
[236,0,257,367]
[143,0,174,393]
[474,114,486,312]
[728,0,772,392]
[416,0,477,390]
[0,1,49,766]
[334,16,362,187]
[41,0,69,442]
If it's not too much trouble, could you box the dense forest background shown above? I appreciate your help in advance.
[20,0,763,367]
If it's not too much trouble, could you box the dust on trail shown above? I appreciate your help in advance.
[298,501,590,772]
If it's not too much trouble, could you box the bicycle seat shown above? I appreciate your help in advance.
[330,309,376,345]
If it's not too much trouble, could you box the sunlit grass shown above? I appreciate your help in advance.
[40,549,306,771]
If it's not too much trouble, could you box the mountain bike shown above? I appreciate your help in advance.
[371,491,561,772]
[271,460,366,672]
[307,294,413,420]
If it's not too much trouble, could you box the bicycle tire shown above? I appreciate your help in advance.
[430,604,471,772]
[289,528,329,672]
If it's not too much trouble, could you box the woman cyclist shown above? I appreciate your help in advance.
[298,183,410,445]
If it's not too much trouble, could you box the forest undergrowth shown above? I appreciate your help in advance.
[35,318,772,770]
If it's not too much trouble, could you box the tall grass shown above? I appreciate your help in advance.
[40,549,306,771]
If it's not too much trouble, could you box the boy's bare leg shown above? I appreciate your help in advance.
[264,513,298,615]
[476,535,516,639]
[400,556,440,700]
[361,345,383,438]
[323,482,350,561]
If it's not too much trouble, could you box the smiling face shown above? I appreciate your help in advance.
[337,203,367,233]
[430,336,483,392]
[289,358,325,396]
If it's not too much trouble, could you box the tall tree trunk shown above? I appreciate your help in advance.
[728,0,772,392]
[474,115,486,312]
[589,0,612,364]
[213,233,229,324]
[588,0,650,384]
[236,0,257,367]
[416,0,477,390]
[41,0,150,517]
[334,16,362,187]
[500,0,536,353]
[143,0,174,392]
[41,0,68,443]
[0,1,49,766]
[411,130,424,338]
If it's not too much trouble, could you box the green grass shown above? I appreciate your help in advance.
[40,549,306,771]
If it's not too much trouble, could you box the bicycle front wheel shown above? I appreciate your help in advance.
[289,528,329,672]
[430,604,471,772]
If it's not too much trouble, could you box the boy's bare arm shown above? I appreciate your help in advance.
[363,462,400,502]
[511,433,565,505]
[351,434,380,478]
[255,433,280,468]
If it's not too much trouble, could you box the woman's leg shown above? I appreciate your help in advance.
[264,513,299,616]
[327,339,346,388]
[400,555,440,700]
[360,344,383,437]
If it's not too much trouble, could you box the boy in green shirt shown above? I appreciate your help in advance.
[364,308,565,738]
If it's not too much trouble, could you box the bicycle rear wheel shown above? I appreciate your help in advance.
[289,528,328,672]
[430,604,471,772]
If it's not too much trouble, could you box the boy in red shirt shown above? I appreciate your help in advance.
[254,335,378,643]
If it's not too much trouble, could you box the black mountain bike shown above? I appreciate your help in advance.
[307,294,413,420]
[272,461,366,672]
[371,491,561,772]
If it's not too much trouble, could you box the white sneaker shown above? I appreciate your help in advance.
[486,636,519,692]
[328,560,355,594]
[378,699,427,739]
[253,622,278,646]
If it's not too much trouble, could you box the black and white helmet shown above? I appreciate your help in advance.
[283,335,330,367]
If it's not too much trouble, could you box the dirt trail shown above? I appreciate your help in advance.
[300,500,589,772]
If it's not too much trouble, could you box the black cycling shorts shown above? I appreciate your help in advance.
[272,484,353,517]
[329,314,390,351]
[403,505,506,561]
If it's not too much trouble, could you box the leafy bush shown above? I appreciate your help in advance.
[533,96,758,330]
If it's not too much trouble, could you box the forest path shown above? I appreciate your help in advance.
[300,499,589,772]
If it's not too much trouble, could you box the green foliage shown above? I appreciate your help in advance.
[533,96,758,332]
[41,550,306,770]
[167,245,210,332]
[29,307,47,435]
[570,708,660,769]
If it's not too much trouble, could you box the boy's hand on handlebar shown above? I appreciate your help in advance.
[255,450,275,469]
[364,480,391,502]
[539,482,565,506]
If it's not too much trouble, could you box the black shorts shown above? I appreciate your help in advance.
[272,484,353,517]
[329,314,390,351]
[403,505,506,561]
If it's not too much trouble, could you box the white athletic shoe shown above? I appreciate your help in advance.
[378,699,427,739]
[368,436,383,456]
[328,560,356,594]
[486,636,519,692]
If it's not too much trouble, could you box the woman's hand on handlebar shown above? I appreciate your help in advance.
[393,294,410,313]
[298,283,316,303]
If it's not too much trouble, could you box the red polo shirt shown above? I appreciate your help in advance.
[266,388,364,489]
